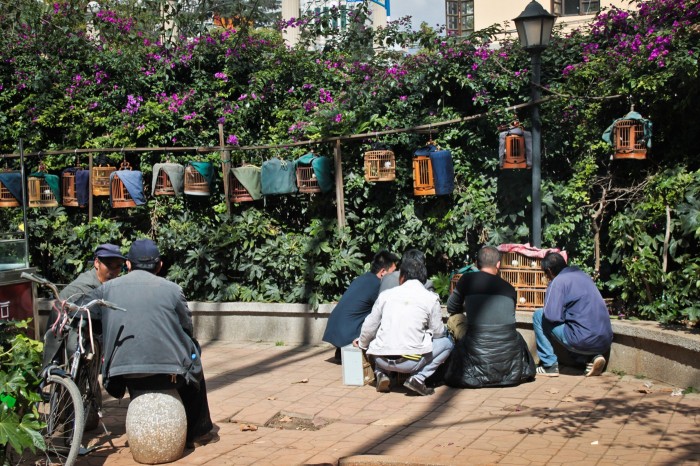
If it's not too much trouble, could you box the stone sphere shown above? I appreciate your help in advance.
[126,389,186,464]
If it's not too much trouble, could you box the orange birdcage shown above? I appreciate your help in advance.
[502,133,527,169]
[612,119,647,160]
[0,171,21,208]
[412,156,435,196]
[110,161,137,208]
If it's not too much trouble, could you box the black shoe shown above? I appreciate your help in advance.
[186,431,219,449]
[334,347,341,362]
[536,363,559,377]
[403,376,434,396]
[376,372,391,393]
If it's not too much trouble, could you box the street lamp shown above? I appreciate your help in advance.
[514,1,556,248]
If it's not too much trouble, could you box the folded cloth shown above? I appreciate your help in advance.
[497,243,568,262]
[110,170,146,206]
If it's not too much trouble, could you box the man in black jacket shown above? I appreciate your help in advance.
[90,239,214,448]
[444,246,535,388]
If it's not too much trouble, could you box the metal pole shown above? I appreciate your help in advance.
[531,50,543,248]
[18,139,29,268]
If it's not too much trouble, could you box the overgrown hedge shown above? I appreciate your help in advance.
[0,0,698,324]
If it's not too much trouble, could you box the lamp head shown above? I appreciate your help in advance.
[514,0,557,51]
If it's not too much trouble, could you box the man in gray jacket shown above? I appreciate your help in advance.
[90,239,214,448]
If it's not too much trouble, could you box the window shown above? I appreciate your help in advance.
[552,0,600,16]
[445,0,474,36]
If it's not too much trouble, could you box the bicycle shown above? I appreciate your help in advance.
[21,272,124,466]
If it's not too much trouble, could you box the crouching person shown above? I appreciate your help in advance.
[355,250,453,396]
[89,239,215,448]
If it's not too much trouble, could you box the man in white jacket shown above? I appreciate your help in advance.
[355,250,454,396]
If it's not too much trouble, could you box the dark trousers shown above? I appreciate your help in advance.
[121,373,213,442]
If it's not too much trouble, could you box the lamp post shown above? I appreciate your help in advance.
[514,1,556,248]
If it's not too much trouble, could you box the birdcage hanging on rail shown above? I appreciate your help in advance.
[92,155,116,196]
[152,162,184,197]
[110,160,145,208]
[228,164,262,203]
[364,148,396,182]
[0,171,21,208]
[28,163,59,208]
[184,161,213,196]
[498,121,532,169]
[602,104,652,160]
[295,153,334,194]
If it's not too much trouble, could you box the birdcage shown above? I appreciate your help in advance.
[27,177,58,208]
[413,156,435,196]
[184,163,211,196]
[61,168,88,207]
[154,167,176,196]
[0,172,20,208]
[502,134,527,169]
[228,171,254,202]
[364,150,396,182]
[499,251,548,311]
[92,165,116,196]
[28,163,58,208]
[110,161,136,208]
[296,165,320,193]
[613,119,647,160]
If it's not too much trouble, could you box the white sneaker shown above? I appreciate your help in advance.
[585,355,606,377]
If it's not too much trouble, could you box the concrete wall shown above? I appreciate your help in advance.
[38,300,700,389]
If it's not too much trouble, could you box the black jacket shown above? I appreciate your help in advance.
[444,323,535,388]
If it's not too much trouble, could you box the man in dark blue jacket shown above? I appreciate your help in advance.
[533,252,613,377]
[322,250,398,361]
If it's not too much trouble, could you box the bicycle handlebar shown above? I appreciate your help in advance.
[21,271,126,313]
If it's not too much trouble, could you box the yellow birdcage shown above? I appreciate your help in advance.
[612,119,647,160]
[412,156,435,196]
[184,163,211,196]
[28,163,58,208]
[364,150,396,182]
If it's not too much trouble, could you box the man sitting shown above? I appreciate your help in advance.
[89,239,215,448]
[533,252,613,377]
[443,246,535,388]
[322,250,398,361]
[355,250,453,396]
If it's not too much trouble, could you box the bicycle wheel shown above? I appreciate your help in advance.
[36,374,85,466]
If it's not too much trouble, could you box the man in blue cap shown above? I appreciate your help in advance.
[59,243,126,302]
[90,238,215,448]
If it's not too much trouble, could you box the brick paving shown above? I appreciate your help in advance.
[75,341,699,466]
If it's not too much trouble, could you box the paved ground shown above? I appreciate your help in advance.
[73,341,699,466]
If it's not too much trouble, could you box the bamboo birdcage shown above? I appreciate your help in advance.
[28,178,58,208]
[62,168,88,207]
[413,156,435,196]
[28,163,58,208]
[296,165,320,193]
[613,119,647,160]
[92,165,116,196]
[499,251,549,311]
[154,167,176,196]
[228,171,254,202]
[111,161,136,208]
[184,163,210,196]
[364,150,396,182]
[502,134,527,169]
[0,172,20,208]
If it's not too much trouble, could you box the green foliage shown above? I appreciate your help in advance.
[0,320,45,464]
[0,0,698,325]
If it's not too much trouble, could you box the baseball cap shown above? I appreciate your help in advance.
[127,239,161,269]
[94,244,126,260]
